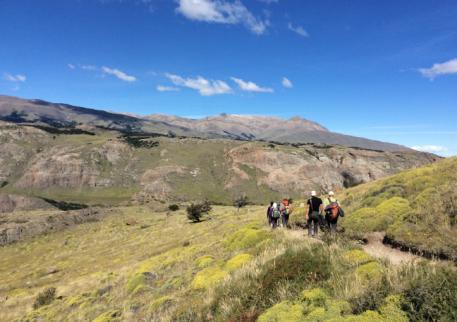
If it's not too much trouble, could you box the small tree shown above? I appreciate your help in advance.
[234,195,249,211]
[168,204,180,211]
[186,200,212,222]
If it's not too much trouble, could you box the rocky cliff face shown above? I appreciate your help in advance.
[0,121,438,206]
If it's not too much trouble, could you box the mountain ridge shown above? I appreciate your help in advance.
[0,95,410,151]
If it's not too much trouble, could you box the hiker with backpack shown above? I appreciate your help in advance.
[280,198,293,228]
[266,201,274,226]
[323,191,344,234]
[271,202,281,229]
[306,191,323,237]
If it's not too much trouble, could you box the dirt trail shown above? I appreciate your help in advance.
[362,232,420,265]
[284,229,420,266]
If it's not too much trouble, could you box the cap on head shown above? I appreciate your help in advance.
[328,191,334,196]
[311,191,317,197]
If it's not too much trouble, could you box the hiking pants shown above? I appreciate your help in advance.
[271,217,279,229]
[282,214,289,228]
[308,211,320,236]
[326,215,338,234]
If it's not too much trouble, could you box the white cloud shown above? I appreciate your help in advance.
[176,0,268,35]
[68,63,76,69]
[419,57,457,79]
[165,73,232,96]
[81,65,98,71]
[101,66,136,82]
[4,73,26,82]
[411,145,448,153]
[156,85,180,92]
[282,77,293,88]
[231,77,273,93]
[288,22,309,37]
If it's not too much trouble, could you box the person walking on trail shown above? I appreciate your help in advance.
[307,191,323,237]
[271,202,281,229]
[281,198,293,228]
[324,191,343,234]
[266,201,274,226]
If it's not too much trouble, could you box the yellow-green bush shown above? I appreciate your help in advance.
[378,295,408,322]
[225,253,252,271]
[194,255,215,268]
[257,301,305,322]
[343,249,373,266]
[302,288,328,307]
[375,197,409,219]
[224,226,269,250]
[355,261,383,283]
[191,266,228,290]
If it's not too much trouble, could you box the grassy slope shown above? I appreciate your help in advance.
[1,202,456,321]
[0,206,271,321]
[340,157,457,260]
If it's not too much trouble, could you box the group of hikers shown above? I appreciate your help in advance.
[266,190,344,237]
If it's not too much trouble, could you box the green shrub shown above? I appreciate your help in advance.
[186,201,212,222]
[202,245,331,321]
[168,204,179,211]
[234,195,249,210]
[402,266,457,322]
[33,287,56,309]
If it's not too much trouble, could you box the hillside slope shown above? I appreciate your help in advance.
[341,157,457,261]
[0,121,437,209]
[1,205,455,321]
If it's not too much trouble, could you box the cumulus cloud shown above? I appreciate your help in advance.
[231,77,273,93]
[4,73,26,82]
[176,0,268,35]
[419,57,457,79]
[101,66,136,82]
[67,63,76,70]
[288,22,309,37]
[411,145,448,153]
[282,77,293,88]
[165,73,232,96]
[156,85,180,92]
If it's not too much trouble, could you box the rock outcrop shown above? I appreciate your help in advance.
[0,208,103,245]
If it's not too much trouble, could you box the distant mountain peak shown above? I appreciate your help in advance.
[0,95,411,151]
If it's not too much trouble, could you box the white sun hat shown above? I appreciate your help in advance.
[311,191,317,197]
[328,191,334,196]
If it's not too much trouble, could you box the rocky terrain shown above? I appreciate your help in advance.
[0,121,438,209]
[0,208,104,246]
[2,95,410,151]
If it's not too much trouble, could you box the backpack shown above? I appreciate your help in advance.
[273,208,281,218]
[325,202,340,220]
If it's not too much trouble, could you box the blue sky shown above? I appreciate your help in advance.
[1,0,457,155]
